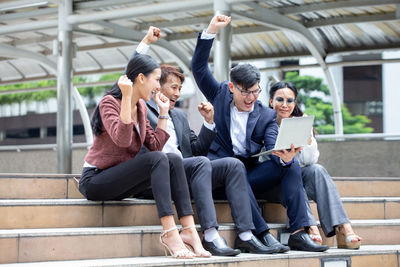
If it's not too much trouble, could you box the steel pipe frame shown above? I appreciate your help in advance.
[56,0,74,173]
[213,0,232,82]
[73,20,191,74]
[233,3,344,135]
[0,43,93,154]
[66,0,213,25]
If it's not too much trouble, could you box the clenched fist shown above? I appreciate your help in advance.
[206,15,231,34]
[143,26,161,45]
[198,102,214,124]
[118,75,133,97]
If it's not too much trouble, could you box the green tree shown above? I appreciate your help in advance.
[0,73,122,107]
[284,72,373,134]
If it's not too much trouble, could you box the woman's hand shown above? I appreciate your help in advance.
[272,144,302,163]
[143,26,161,45]
[154,91,170,115]
[118,75,133,98]
[206,15,231,34]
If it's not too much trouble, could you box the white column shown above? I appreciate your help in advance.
[382,51,400,134]
[57,0,73,173]
[213,0,231,82]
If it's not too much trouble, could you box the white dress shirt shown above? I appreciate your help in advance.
[230,104,253,156]
[162,116,183,158]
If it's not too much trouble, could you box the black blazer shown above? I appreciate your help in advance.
[146,98,216,158]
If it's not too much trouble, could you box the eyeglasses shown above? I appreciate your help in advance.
[274,96,295,105]
[234,84,262,97]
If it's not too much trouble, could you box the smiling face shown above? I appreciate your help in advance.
[140,68,161,101]
[269,87,296,121]
[229,82,261,112]
[160,74,182,110]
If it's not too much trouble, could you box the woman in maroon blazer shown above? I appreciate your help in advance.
[79,54,209,259]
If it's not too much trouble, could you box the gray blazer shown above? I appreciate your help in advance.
[146,99,216,158]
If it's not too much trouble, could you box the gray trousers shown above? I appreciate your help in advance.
[183,156,255,233]
[302,163,349,237]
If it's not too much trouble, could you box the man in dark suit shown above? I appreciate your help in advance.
[190,15,329,252]
[134,27,280,255]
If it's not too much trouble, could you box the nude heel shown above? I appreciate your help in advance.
[180,225,211,258]
[160,227,195,258]
[336,228,361,249]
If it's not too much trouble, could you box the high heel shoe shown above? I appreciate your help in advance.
[335,227,361,249]
[180,225,212,258]
[160,227,195,258]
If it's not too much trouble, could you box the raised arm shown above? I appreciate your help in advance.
[191,15,231,102]
[124,26,161,74]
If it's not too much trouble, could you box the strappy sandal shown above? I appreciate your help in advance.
[160,227,195,258]
[180,225,212,258]
[335,228,361,249]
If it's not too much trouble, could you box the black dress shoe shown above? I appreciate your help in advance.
[234,236,279,254]
[257,231,290,253]
[288,230,329,252]
[202,236,241,256]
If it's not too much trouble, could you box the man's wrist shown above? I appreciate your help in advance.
[280,158,294,166]
[136,42,150,54]
[201,30,216,40]
[203,120,216,131]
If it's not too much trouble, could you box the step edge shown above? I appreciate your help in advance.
[2,245,400,267]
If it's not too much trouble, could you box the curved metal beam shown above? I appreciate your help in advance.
[234,3,343,134]
[67,0,212,25]
[74,21,192,74]
[0,43,93,146]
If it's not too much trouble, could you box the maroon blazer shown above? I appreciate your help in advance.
[85,95,169,170]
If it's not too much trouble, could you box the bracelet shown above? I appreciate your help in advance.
[158,115,169,119]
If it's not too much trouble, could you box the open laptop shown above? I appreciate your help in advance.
[252,115,315,157]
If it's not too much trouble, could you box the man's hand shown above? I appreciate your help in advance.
[206,15,231,34]
[272,144,302,164]
[118,75,133,98]
[142,26,161,45]
[198,102,214,124]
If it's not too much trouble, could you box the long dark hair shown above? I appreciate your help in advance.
[91,54,160,136]
[268,81,303,117]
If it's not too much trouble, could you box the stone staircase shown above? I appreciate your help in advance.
[0,173,399,266]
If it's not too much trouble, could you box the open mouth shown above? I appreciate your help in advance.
[244,100,254,108]
[169,98,177,106]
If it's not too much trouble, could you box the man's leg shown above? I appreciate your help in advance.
[210,158,254,233]
[183,156,217,232]
[183,156,240,256]
[211,157,280,254]
[247,159,328,252]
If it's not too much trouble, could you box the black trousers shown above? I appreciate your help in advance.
[79,151,193,219]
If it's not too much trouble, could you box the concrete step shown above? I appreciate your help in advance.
[1,245,399,267]
[0,197,399,229]
[332,177,400,197]
[263,196,400,223]
[1,174,400,199]
[1,221,399,264]
[0,173,80,199]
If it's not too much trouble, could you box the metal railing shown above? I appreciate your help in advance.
[0,143,91,152]
[315,133,400,141]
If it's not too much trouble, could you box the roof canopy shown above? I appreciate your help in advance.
[1,0,399,85]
